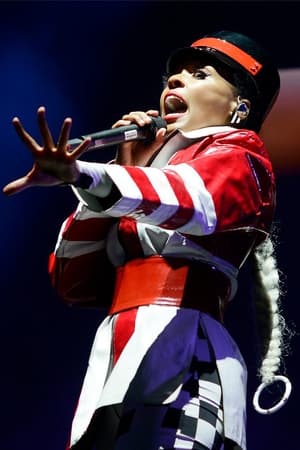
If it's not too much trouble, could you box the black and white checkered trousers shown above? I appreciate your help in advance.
[171,361,224,449]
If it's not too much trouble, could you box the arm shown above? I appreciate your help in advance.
[72,130,274,237]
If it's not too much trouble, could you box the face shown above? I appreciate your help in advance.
[160,60,238,133]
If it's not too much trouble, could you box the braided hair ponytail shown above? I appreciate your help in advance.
[251,234,292,413]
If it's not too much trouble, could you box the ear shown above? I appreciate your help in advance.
[231,97,251,124]
[237,98,251,118]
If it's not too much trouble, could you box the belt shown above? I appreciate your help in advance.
[109,256,230,322]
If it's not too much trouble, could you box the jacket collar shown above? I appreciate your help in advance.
[151,125,236,168]
[180,125,236,139]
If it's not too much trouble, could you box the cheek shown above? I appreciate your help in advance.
[193,88,233,111]
[191,82,213,99]
[190,90,212,110]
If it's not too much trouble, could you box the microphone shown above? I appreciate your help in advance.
[68,116,167,152]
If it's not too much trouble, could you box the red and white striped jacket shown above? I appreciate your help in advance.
[49,126,275,308]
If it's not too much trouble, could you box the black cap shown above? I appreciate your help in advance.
[166,31,280,131]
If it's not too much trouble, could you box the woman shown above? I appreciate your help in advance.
[3,31,288,450]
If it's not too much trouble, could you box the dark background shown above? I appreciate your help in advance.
[1,1,299,449]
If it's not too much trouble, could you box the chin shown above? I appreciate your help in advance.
[166,123,180,133]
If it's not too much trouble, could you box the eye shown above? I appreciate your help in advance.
[192,69,210,80]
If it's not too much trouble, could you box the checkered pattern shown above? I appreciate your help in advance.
[174,367,224,449]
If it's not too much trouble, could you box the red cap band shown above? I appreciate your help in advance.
[191,37,262,76]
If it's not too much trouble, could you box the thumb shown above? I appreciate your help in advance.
[2,176,32,196]
[155,127,167,144]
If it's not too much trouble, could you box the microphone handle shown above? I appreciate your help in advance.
[68,117,166,151]
[68,124,145,151]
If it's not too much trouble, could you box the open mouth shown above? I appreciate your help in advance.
[164,94,188,122]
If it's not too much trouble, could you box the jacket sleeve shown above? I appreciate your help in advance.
[72,130,275,237]
[48,202,116,307]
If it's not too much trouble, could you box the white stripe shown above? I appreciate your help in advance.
[55,239,105,258]
[70,315,115,445]
[200,314,247,449]
[77,160,106,187]
[103,164,143,216]
[198,379,222,408]
[72,164,143,216]
[133,167,179,225]
[165,164,217,235]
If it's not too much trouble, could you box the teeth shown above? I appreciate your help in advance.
[165,95,187,114]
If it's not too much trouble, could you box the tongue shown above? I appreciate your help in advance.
[165,96,187,113]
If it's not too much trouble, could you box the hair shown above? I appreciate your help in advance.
[251,234,290,384]
[230,73,261,132]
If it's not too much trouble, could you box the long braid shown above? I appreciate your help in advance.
[251,234,292,413]
[252,235,286,383]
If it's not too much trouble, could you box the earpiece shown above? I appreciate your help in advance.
[231,98,250,124]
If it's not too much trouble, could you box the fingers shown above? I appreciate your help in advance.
[156,127,167,141]
[37,106,55,149]
[145,109,160,117]
[57,116,73,150]
[13,106,57,153]
[69,137,92,159]
[112,110,160,128]
[12,117,40,152]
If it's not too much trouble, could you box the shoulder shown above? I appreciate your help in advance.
[210,128,265,152]
[199,129,272,165]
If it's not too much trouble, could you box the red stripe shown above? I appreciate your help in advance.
[113,308,138,365]
[62,211,76,234]
[160,169,194,228]
[50,250,115,306]
[125,167,161,215]
[62,216,114,241]
[118,217,144,259]
[192,37,262,75]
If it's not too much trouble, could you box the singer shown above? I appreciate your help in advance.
[3,31,291,450]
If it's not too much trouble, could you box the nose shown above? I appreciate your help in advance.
[167,70,187,89]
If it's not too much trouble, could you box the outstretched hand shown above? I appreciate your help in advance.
[3,106,91,196]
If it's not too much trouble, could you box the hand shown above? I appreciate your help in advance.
[112,109,167,166]
[3,106,91,196]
